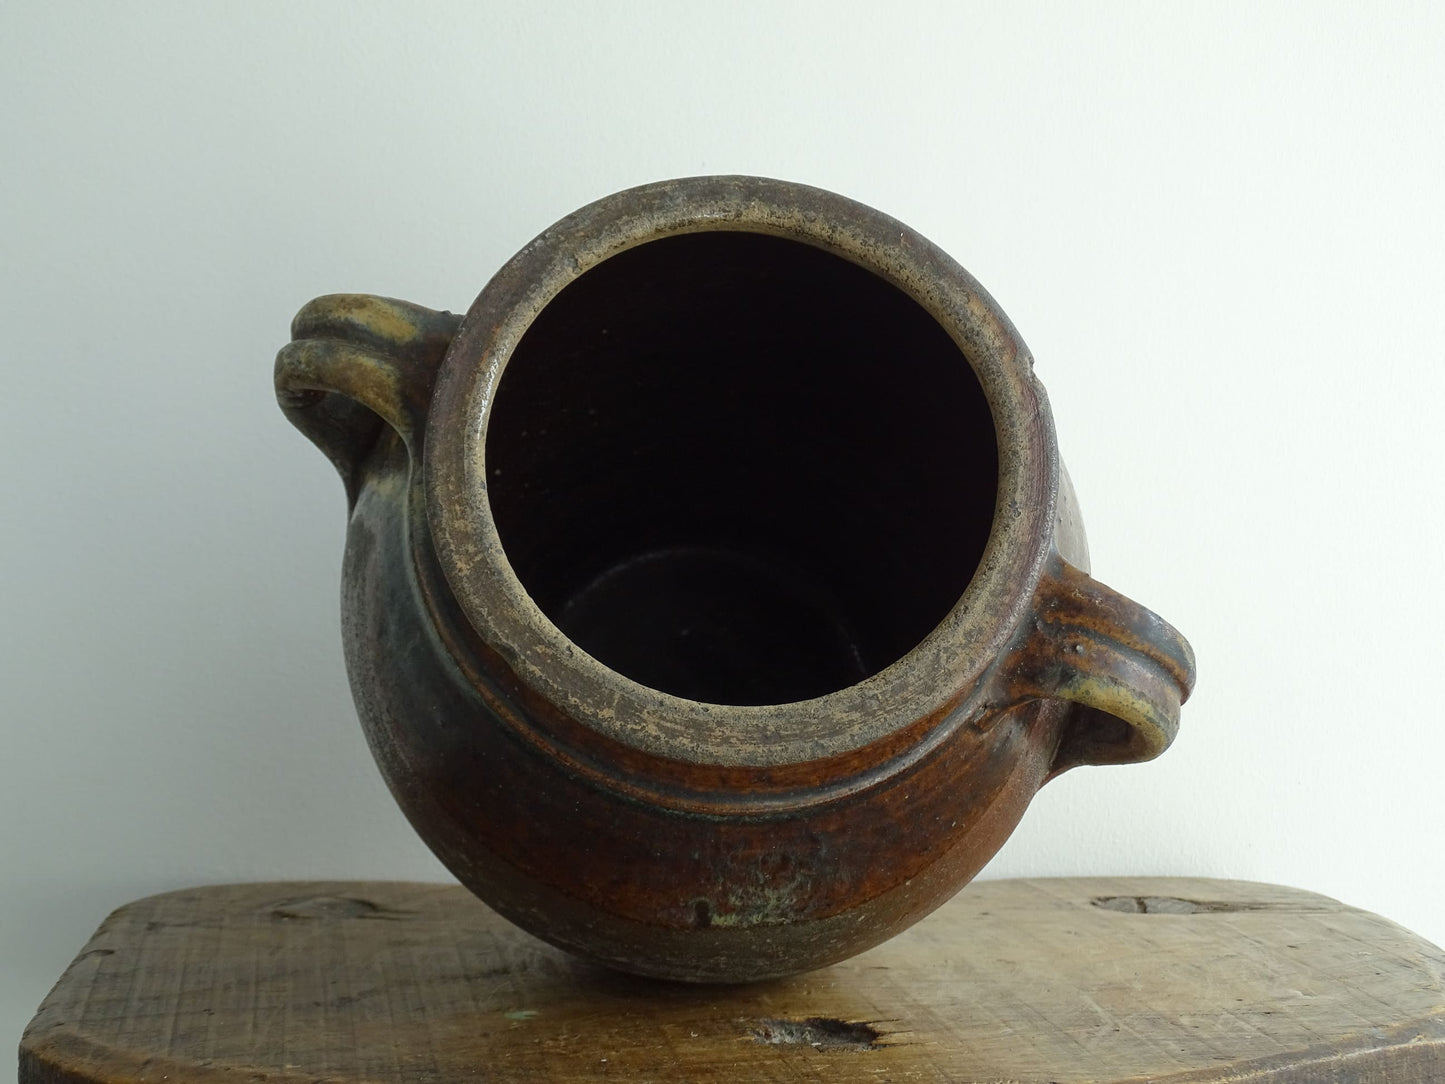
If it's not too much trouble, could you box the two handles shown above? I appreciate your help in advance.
[274,294,1194,771]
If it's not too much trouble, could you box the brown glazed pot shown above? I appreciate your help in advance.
[275,176,1195,982]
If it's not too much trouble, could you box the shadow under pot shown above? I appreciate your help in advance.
[274,175,1195,982]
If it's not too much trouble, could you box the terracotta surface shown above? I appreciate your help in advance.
[274,176,1195,980]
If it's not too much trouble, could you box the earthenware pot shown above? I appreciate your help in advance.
[274,176,1194,982]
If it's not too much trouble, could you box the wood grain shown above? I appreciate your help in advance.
[20,878,1445,1083]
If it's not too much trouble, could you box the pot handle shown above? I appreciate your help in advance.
[274,294,462,503]
[1005,557,1196,774]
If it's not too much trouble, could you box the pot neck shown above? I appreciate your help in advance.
[424,175,1058,768]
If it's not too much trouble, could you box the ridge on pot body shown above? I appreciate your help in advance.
[275,176,1195,982]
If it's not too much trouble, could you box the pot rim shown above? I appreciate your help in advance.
[426,175,1058,768]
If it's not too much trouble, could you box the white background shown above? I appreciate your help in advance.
[3,1,1443,1050]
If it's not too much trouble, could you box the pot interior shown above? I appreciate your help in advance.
[485,230,996,706]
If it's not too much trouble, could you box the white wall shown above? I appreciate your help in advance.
[3,1,1442,1047]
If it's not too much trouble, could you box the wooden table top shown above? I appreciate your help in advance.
[19,877,1445,1083]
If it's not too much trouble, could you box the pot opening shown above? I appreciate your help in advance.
[485,231,996,706]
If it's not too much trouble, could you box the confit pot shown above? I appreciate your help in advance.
[274,175,1195,982]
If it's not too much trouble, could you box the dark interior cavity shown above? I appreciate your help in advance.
[485,231,997,706]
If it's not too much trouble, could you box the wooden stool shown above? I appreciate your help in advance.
[20,877,1445,1082]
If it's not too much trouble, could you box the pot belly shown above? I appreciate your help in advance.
[338,437,1062,981]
